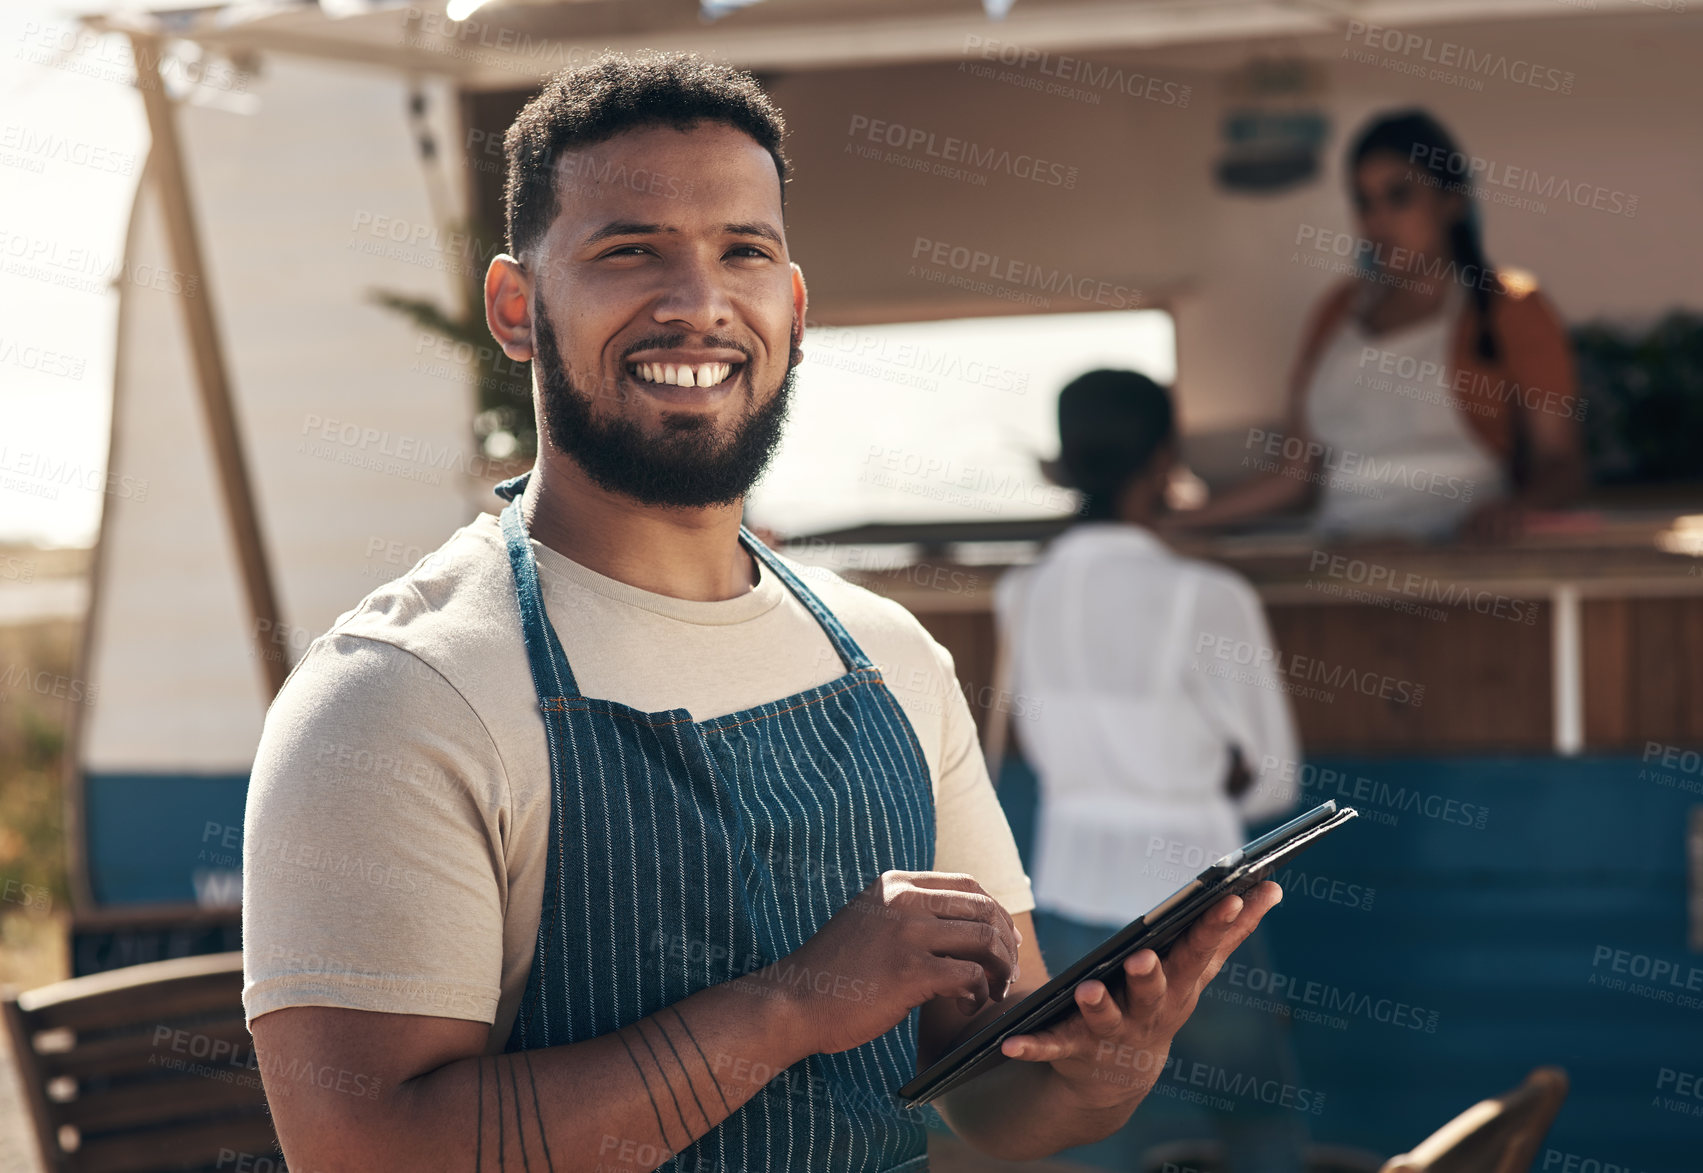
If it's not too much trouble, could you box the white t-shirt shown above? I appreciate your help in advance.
[1304,287,1506,540]
[242,511,1033,1052]
[994,523,1299,926]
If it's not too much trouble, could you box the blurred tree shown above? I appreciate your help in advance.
[368,211,536,463]
[1572,311,1703,485]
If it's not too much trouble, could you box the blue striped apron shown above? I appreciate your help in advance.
[494,474,935,1172]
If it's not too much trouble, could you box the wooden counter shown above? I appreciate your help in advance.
[808,509,1703,755]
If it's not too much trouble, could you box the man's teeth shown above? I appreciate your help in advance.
[631,361,734,388]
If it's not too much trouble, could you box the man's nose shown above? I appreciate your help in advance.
[651,255,734,332]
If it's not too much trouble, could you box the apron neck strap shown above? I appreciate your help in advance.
[499,487,583,702]
[737,528,873,673]
[496,470,875,688]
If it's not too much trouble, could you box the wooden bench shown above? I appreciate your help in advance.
[2,952,281,1173]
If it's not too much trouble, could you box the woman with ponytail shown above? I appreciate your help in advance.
[1177,109,1586,541]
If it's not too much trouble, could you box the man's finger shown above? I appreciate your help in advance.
[926,918,1020,1000]
[1073,979,1124,1037]
[908,875,1020,947]
[1121,948,1166,1016]
[1161,892,1244,991]
[1190,882,1283,992]
[1000,1026,1074,1063]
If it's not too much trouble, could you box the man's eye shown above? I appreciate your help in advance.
[1386,186,1414,209]
[602,245,650,257]
[728,245,771,259]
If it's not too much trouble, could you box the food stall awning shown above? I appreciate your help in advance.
[81,0,1678,84]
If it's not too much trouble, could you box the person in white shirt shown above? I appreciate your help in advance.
[994,369,1307,1173]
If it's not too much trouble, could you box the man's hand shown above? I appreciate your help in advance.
[996,881,1281,1112]
[770,870,1022,1056]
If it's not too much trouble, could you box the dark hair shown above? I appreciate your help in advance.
[502,51,790,259]
[1348,109,1499,362]
[1056,369,1175,521]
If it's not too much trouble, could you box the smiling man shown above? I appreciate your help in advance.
[242,52,1279,1172]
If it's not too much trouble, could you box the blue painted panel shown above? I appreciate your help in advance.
[994,754,1703,1171]
[84,772,250,906]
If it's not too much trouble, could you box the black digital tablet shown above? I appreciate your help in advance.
[895,799,1359,1110]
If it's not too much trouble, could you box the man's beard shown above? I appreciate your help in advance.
[531,295,795,509]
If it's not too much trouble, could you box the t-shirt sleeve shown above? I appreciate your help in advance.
[241,634,509,1027]
[923,635,1035,917]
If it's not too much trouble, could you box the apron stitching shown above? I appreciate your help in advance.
[542,672,885,729]
[498,482,931,1170]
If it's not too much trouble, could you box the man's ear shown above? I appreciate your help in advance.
[485,254,534,362]
[789,262,807,365]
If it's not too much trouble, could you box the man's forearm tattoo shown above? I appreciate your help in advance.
[474,1053,555,1172]
[522,1052,556,1171]
[472,1004,736,1170]
[613,1004,737,1160]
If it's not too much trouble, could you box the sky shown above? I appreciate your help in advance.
[0,0,148,549]
[0,0,1176,549]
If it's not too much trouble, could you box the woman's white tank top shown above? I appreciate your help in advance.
[1303,286,1507,540]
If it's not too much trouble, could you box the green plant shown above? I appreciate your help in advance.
[1571,311,1703,484]
[368,213,536,462]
